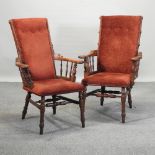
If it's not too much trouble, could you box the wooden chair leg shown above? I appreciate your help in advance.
[121,87,126,123]
[127,87,132,108]
[100,86,105,106]
[39,96,45,135]
[79,90,86,128]
[52,95,56,115]
[22,92,31,119]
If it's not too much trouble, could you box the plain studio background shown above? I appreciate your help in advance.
[0,0,154,82]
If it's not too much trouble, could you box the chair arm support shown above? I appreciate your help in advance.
[78,50,98,77]
[131,52,142,61]
[131,52,142,83]
[54,54,83,82]
[78,50,98,59]
[16,58,29,68]
[15,58,33,88]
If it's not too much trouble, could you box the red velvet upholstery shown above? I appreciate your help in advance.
[24,79,84,96]
[98,16,142,74]
[82,72,131,87]
[10,18,86,134]
[10,18,56,81]
[80,16,142,124]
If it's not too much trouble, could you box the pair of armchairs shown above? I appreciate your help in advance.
[9,16,142,134]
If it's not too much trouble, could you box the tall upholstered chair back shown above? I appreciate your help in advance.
[98,16,142,73]
[9,18,56,81]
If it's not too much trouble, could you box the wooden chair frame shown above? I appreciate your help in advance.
[10,19,86,135]
[79,49,142,123]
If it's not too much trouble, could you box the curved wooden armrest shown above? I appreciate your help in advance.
[131,52,142,61]
[16,58,29,68]
[78,50,98,59]
[54,54,83,64]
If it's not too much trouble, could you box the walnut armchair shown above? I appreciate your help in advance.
[9,18,86,135]
[79,16,143,123]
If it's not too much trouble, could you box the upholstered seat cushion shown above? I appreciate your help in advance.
[82,72,131,87]
[24,79,84,96]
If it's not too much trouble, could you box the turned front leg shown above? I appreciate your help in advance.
[127,87,132,108]
[79,90,86,128]
[22,92,31,119]
[100,86,105,106]
[52,95,57,115]
[39,96,45,135]
[121,87,127,123]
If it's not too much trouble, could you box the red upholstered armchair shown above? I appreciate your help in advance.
[9,18,86,134]
[79,16,142,123]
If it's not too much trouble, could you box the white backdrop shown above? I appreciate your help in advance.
[0,0,154,82]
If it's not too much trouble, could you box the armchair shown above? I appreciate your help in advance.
[79,16,143,123]
[9,18,86,134]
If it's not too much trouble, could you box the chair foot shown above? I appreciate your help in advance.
[121,87,127,123]
[127,88,132,108]
[79,90,86,128]
[82,123,85,128]
[52,95,57,115]
[80,106,85,128]
[52,106,56,115]
[80,107,85,128]
[100,86,105,106]
[39,126,44,135]
[39,96,45,135]
[128,101,132,109]
[100,98,104,106]
[22,92,31,119]
[121,114,126,123]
